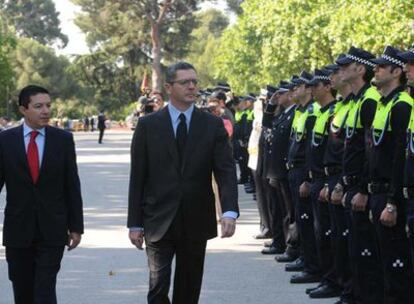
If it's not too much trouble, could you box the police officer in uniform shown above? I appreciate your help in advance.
[324,58,354,304]
[263,80,300,260]
[400,45,414,261]
[368,46,414,304]
[299,69,341,299]
[285,71,321,279]
[334,46,383,304]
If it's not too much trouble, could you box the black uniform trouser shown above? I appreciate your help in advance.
[327,175,352,300]
[98,127,105,143]
[370,193,414,304]
[268,182,286,248]
[408,199,414,268]
[6,245,64,304]
[288,167,319,274]
[253,170,271,235]
[273,178,299,252]
[344,188,383,304]
[238,146,252,183]
[311,178,337,287]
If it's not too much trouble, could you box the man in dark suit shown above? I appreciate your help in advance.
[0,85,84,304]
[97,111,106,144]
[128,62,239,304]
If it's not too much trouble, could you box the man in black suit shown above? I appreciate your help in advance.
[128,62,239,304]
[97,111,106,144]
[0,85,84,304]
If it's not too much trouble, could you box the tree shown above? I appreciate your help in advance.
[185,9,229,87]
[215,0,414,93]
[73,0,203,92]
[0,0,68,47]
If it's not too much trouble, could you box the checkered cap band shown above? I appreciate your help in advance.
[314,75,330,81]
[381,54,405,67]
[346,54,376,68]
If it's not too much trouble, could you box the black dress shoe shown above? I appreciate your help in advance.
[261,245,285,255]
[263,240,273,247]
[275,252,297,263]
[306,283,323,294]
[334,298,354,304]
[309,284,342,298]
[290,272,320,284]
[285,257,304,272]
[253,232,272,239]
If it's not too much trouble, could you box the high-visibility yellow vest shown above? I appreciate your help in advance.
[312,102,337,146]
[345,86,381,138]
[372,91,412,146]
[330,98,353,134]
[294,102,321,142]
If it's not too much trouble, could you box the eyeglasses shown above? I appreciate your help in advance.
[169,79,198,86]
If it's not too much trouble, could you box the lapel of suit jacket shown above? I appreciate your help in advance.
[14,125,32,181]
[37,126,52,183]
[159,107,180,172]
[181,107,204,174]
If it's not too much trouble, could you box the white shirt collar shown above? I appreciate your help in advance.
[284,104,296,114]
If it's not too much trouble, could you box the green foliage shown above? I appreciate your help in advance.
[185,9,230,87]
[215,0,414,94]
[0,0,68,47]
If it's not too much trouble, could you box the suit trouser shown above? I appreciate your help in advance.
[310,178,337,287]
[273,178,299,253]
[370,193,414,304]
[344,188,383,304]
[288,167,319,274]
[146,207,207,304]
[6,245,64,304]
[327,174,352,300]
[238,146,252,183]
[98,128,104,143]
[268,183,286,248]
[253,170,271,235]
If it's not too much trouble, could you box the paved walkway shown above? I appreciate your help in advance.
[0,130,333,304]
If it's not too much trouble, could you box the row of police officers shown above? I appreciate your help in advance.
[252,44,414,304]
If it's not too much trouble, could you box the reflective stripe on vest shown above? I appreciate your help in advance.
[372,91,413,146]
[294,102,321,142]
[346,86,381,139]
[331,99,353,134]
[312,102,337,146]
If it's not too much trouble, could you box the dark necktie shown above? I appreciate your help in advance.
[176,113,187,163]
[27,131,40,184]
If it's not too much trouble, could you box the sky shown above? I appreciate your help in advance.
[53,0,230,56]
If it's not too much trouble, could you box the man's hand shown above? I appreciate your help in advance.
[299,181,311,198]
[351,192,368,211]
[221,217,236,238]
[129,230,144,250]
[380,204,397,227]
[67,232,81,251]
[319,185,329,202]
[331,183,344,205]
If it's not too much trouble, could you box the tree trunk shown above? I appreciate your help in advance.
[151,23,163,92]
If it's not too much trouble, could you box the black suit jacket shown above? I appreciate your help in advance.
[0,125,84,247]
[128,106,238,242]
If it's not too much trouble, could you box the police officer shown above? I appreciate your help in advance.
[334,46,383,304]
[264,80,300,260]
[324,58,354,304]
[400,45,414,261]
[368,46,414,304]
[299,69,341,299]
[286,71,321,279]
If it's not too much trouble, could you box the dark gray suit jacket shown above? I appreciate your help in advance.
[128,106,238,242]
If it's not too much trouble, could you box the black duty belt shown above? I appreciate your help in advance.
[324,166,342,177]
[368,182,390,194]
[342,175,360,187]
[403,187,414,200]
[286,162,305,170]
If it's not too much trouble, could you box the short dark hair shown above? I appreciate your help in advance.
[390,65,407,85]
[165,62,196,83]
[355,63,375,83]
[19,85,50,108]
